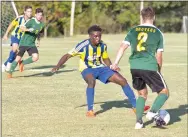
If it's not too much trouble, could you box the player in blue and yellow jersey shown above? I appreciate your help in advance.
[2,5,32,72]
[52,25,149,117]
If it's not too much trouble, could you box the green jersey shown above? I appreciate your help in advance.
[19,18,45,47]
[124,24,164,71]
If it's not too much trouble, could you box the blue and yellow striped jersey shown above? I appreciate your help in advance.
[11,15,27,40]
[68,39,109,72]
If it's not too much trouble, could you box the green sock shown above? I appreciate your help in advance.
[9,61,18,73]
[22,57,33,65]
[150,93,168,113]
[136,97,146,122]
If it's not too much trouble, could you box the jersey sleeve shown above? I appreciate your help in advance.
[68,43,85,57]
[11,18,19,27]
[157,33,164,52]
[102,44,109,59]
[122,30,132,46]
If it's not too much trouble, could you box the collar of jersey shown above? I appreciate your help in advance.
[139,23,155,27]
[33,17,40,24]
[89,39,100,48]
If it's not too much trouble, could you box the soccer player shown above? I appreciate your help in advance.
[111,7,169,129]
[2,5,32,72]
[51,25,149,117]
[7,8,45,78]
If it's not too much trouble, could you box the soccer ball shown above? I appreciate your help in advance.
[157,109,170,125]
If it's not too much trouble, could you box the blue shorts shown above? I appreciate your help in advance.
[10,36,20,46]
[81,67,116,84]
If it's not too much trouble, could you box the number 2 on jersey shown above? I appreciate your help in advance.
[137,32,148,51]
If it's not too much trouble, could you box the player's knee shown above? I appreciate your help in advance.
[87,79,96,88]
[32,54,39,62]
[32,57,39,62]
[120,77,128,86]
[114,74,128,86]
[138,89,148,99]
[15,56,21,62]
[159,88,169,98]
[12,44,18,52]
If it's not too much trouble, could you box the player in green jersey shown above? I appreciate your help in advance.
[7,8,45,78]
[111,7,169,129]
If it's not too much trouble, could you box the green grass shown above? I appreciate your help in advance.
[2,34,187,137]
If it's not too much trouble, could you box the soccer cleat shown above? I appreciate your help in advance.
[19,62,24,72]
[135,122,144,129]
[146,111,158,120]
[144,105,150,112]
[2,64,6,72]
[132,105,150,114]
[86,110,95,117]
[7,73,12,78]
[132,108,136,114]
[5,62,12,71]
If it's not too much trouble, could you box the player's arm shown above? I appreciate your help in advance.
[36,28,44,47]
[20,26,34,32]
[111,31,131,71]
[101,45,112,67]
[156,33,164,72]
[51,45,81,72]
[156,51,163,72]
[114,42,129,65]
[51,54,73,72]
[2,18,17,40]
[111,42,129,71]
[103,58,112,67]
[20,19,35,33]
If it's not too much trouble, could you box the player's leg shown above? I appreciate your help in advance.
[7,46,26,78]
[97,67,149,113]
[107,71,137,109]
[129,69,148,129]
[20,47,39,72]
[135,88,148,129]
[145,71,169,121]
[3,36,19,71]
[81,68,97,117]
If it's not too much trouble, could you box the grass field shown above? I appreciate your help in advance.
[2,34,187,137]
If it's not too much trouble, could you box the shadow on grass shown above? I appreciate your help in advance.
[14,69,77,78]
[144,104,188,128]
[75,99,132,116]
[15,65,66,72]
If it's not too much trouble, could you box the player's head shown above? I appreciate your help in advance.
[88,25,102,46]
[141,7,155,23]
[35,8,43,21]
[24,5,32,18]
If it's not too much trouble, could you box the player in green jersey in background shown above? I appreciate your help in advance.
[111,7,169,129]
[7,8,45,78]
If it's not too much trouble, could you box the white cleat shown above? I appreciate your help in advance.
[146,111,158,120]
[2,64,6,72]
[5,62,12,71]
[135,122,144,129]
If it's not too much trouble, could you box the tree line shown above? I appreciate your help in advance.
[14,1,188,37]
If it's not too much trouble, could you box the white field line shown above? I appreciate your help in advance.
[22,63,187,72]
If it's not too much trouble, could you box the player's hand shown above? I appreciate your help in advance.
[51,67,59,73]
[36,41,40,47]
[28,28,34,32]
[110,64,120,72]
[2,35,8,41]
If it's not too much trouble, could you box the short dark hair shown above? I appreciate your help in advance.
[88,25,102,34]
[35,8,43,14]
[24,5,32,11]
[141,7,155,21]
